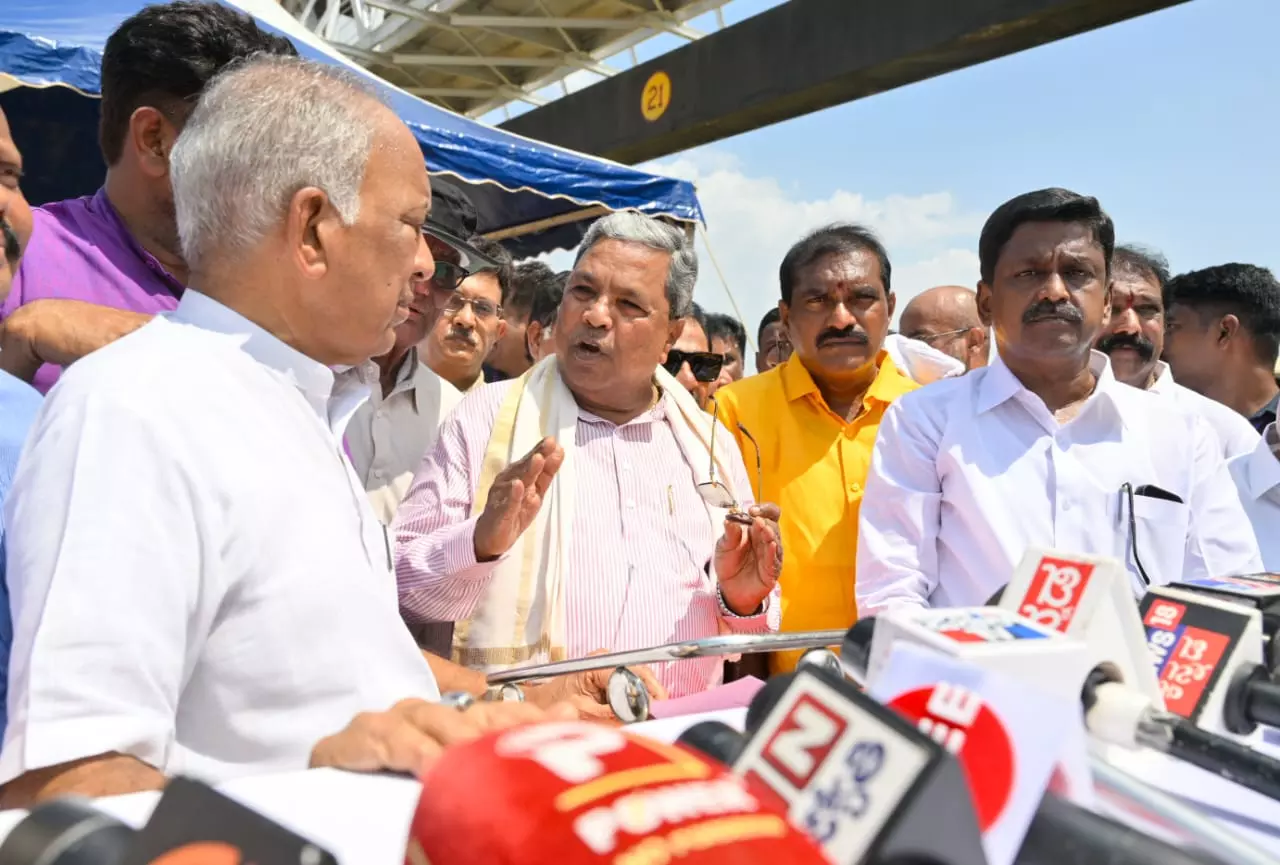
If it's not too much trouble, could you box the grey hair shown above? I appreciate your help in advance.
[171,55,384,272]
[574,211,697,318]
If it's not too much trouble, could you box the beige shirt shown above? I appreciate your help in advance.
[348,348,463,525]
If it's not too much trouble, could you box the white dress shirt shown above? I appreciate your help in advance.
[1,290,440,785]
[1229,423,1280,569]
[857,351,1262,613]
[347,348,462,525]
[1148,361,1259,460]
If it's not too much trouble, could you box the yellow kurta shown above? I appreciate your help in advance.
[715,352,918,672]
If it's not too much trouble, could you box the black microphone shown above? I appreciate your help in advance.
[725,667,1230,865]
[0,777,339,865]
[0,799,134,865]
[844,610,1280,804]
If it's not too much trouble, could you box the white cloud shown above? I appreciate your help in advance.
[541,148,985,358]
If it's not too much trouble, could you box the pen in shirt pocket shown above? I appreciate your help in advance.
[667,485,674,516]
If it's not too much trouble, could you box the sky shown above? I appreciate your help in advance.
[530,0,1280,355]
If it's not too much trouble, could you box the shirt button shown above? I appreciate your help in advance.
[849,482,861,493]
[1063,501,1073,512]
[626,499,636,509]
[620,463,631,472]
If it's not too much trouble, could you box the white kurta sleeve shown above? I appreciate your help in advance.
[0,388,217,783]
[856,397,943,615]
[1184,414,1264,580]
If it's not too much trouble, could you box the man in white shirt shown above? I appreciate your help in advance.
[0,57,576,807]
[1094,244,1259,459]
[347,179,502,525]
[857,188,1261,614]
[1229,423,1280,569]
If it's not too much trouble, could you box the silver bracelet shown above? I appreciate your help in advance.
[717,584,765,618]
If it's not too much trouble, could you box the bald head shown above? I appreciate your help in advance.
[900,285,988,370]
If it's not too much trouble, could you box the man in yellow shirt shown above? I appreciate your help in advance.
[716,224,918,672]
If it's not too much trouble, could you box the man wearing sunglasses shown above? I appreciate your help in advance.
[714,223,917,674]
[423,236,513,393]
[664,302,724,408]
[347,178,502,528]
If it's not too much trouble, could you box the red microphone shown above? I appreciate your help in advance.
[405,721,831,865]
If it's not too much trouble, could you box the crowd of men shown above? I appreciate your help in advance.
[0,0,1278,811]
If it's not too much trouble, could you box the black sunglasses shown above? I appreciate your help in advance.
[664,349,724,383]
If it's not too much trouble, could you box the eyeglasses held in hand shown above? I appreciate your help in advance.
[664,349,724,383]
[441,294,502,321]
[697,398,763,525]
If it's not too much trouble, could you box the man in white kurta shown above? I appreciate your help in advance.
[857,189,1261,614]
[0,57,559,807]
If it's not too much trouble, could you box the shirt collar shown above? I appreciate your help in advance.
[1147,361,1174,394]
[778,350,911,407]
[977,349,1126,426]
[92,188,185,298]
[167,289,339,405]
[1251,392,1280,429]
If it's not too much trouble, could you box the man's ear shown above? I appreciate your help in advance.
[288,186,338,280]
[128,107,175,179]
[1100,278,1114,326]
[495,319,508,342]
[665,316,686,354]
[778,300,790,332]
[885,290,896,322]
[975,281,994,328]
[1220,314,1241,345]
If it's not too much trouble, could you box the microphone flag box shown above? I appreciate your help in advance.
[1000,548,1163,706]
[866,607,1095,707]
[1139,586,1265,734]
[868,642,1092,865]
[732,665,987,865]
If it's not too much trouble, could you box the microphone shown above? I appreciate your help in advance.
[843,608,1280,803]
[0,777,339,865]
[1167,573,1280,672]
[724,665,988,865]
[0,799,134,865]
[406,720,831,864]
[993,548,1163,705]
[696,667,1227,865]
[1140,586,1280,738]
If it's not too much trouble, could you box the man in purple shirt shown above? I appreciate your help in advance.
[0,2,296,393]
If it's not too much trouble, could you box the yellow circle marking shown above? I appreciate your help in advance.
[641,71,672,122]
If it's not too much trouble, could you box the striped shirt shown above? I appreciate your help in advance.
[394,379,780,697]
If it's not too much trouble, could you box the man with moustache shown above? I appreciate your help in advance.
[1093,245,1258,459]
[755,308,790,373]
[666,302,724,407]
[423,236,512,393]
[715,224,918,673]
[0,2,297,392]
[0,106,40,745]
[395,212,782,698]
[858,189,1260,613]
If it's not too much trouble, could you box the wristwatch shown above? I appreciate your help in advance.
[482,683,525,703]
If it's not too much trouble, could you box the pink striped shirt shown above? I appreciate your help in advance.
[393,379,780,697]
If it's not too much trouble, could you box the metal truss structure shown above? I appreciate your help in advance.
[279,0,731,119]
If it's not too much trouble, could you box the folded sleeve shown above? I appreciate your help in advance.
[856,398,943,615]
[1,390,215,783]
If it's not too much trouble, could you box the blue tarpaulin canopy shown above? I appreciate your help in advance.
[0,0,703,257]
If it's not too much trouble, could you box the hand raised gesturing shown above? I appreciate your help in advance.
[473,437,565,562]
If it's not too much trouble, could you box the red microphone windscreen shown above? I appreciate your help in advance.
[405,721,831,865]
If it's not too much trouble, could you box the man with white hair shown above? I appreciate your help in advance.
[395,212,784,698]
[0,57,599,807]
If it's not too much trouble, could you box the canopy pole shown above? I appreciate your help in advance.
[697,223,756,352]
